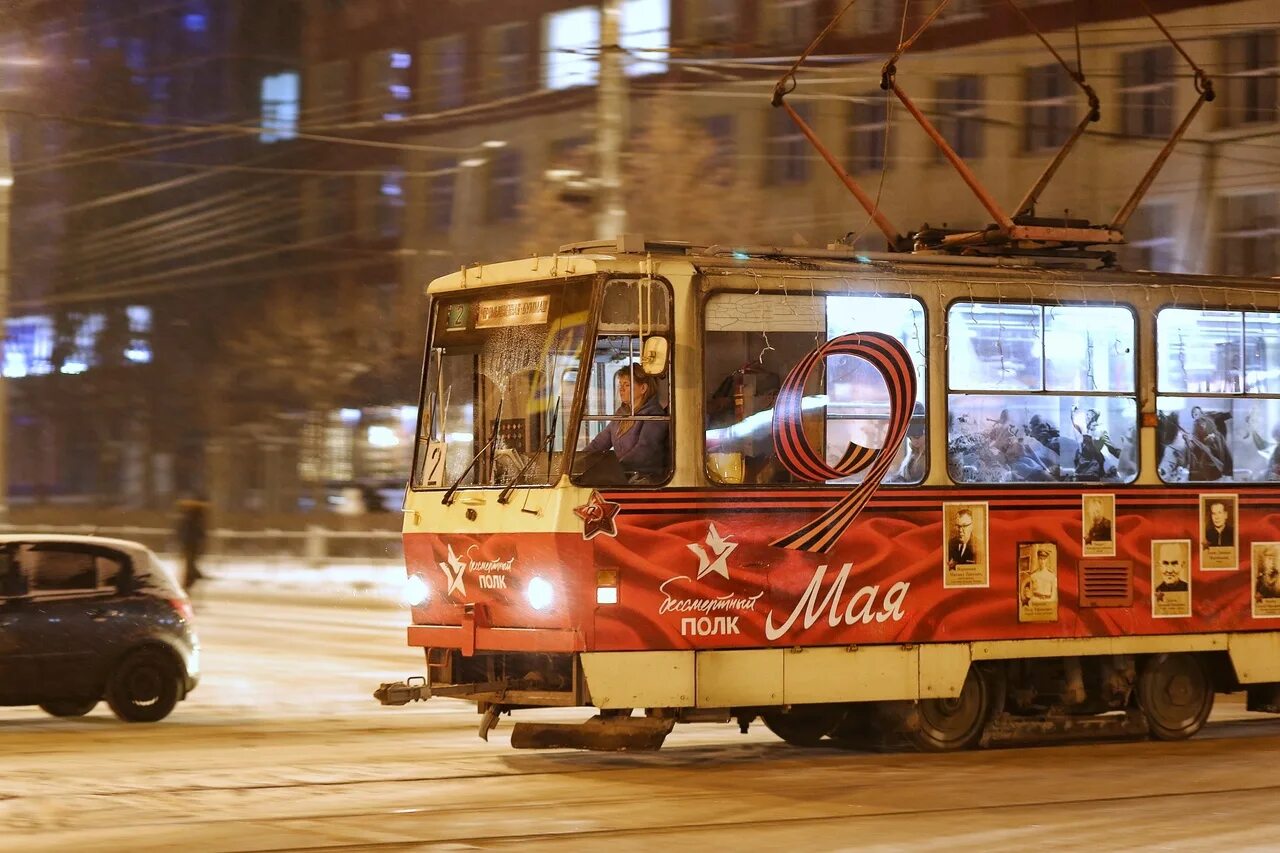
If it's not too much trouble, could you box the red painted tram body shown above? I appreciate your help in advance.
[380,238,1280,750]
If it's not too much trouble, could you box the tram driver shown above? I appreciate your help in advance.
[580,367,670,485]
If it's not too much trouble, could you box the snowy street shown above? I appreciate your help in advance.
[4,580,1280,852]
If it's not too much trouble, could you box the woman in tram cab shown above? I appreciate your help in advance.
[583,367,670,484]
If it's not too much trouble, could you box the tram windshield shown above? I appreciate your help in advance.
[413,280,591,490]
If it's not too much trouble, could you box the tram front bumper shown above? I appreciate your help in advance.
[407,623,584,655]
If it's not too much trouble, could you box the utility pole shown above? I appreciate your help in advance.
[596,0,627,240]
[0,117,10,526]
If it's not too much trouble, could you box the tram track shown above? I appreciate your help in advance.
[159,777,1280,851]
[4,717,1280,843]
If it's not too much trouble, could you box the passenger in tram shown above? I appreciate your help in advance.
[1071,408,1121,482]
[584,368,670,484]
[1187,406,1232,481]
[1157,410,1189,481]
[886,403,927,483]
[1241,413,1280,481]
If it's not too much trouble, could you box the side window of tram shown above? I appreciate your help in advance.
[1156,308,1280,483]
[947,302,1138,484]
[703,292,927,486]
[571,279,674,487]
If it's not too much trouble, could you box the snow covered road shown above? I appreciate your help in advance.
[5,592,1280,852]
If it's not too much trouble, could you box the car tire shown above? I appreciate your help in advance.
[106,648,180,723]
[39,699,98,718]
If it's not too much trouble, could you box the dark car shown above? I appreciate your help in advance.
[0,534,199,721]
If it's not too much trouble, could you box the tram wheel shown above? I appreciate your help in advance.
[906,665,999,752]
[1137,653,1214,741]
[761,704,844,747]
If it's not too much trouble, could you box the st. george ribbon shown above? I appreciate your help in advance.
[770,332,917,553]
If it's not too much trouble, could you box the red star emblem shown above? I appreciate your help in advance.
[573,491,621,540]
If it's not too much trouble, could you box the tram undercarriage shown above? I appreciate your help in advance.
[374,648,1279,752]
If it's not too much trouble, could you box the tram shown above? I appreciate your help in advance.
[377,235,1280,751]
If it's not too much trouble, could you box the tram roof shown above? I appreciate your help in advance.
[427,236,1280,295]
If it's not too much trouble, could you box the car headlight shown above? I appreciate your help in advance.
[403,574,430,607]
[527,576,554,611]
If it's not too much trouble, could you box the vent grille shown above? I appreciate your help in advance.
[1079,560,1133,607]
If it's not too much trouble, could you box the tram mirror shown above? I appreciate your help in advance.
[640,336,668,375]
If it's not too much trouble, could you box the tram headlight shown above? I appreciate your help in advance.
[527,576,554,611]
[403,574,431,607]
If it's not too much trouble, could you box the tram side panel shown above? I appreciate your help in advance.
[405,485,1276,656]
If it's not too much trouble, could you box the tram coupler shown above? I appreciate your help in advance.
[509,715,676,751]
[980,709,1148,747]
[374,676,429,705]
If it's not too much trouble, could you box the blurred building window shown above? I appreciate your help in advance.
[936,75,983,159]
[363,48,412,121]
[765,0,816,51]
[1023,63,1075,151]
[1119,202,1177,272]
[852,0,896,36]
[375,168,406,239]
[848,94,891,174]
[701,114,736,178]
[545,6,600,90]
[484,21,531,98]
[3,315,55,379]
[62,313,106,375]
[1219,30,1278,128]
[308,60,349,126]
[486,150,523,222]
[622,0,670,77]
[421,34,465,110]
[260,71,299,142]
[689,0,737,55]
[765,102,810,185]
[1217,192,1279,277]
[313,175,351,237]
[1119,46,1174,138]
[935,0,981,21]
[125,306,152,365]
[427,158,457,233]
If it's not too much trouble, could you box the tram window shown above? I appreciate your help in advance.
[571,279,673,487]
[947,302,1137,484]
[412,280,591,490]
[702,292,927,486]
[1156,308,1280,483]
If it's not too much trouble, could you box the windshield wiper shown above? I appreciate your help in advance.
[498,397,561,505]
[442,398,503,506]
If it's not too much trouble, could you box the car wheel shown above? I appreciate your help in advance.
[39,699,98,718]
[106,649,180,723]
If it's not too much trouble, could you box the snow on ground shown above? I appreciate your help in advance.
[160,553,406,609]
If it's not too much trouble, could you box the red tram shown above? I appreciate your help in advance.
[377,237,1280,750]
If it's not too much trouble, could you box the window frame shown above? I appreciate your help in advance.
[2,542,129,599]
[569,275,677,490]
[409,275,600,494]
[1154,303,1280,485]
[945,298,1140,486]
[698,286,931,489]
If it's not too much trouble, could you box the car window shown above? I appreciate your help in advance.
[96,555,123,589]
[0,550,25,597]
[27,548,98,593]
